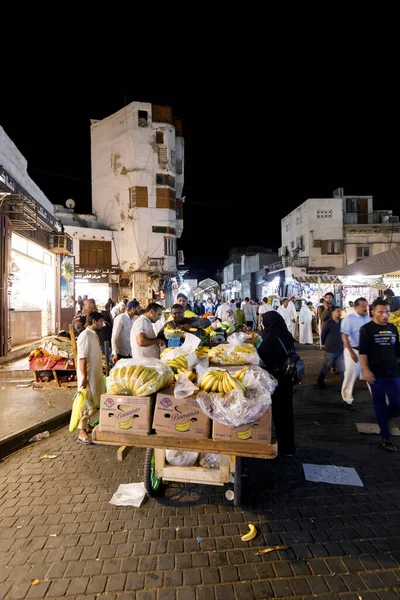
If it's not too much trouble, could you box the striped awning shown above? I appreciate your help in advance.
[293,274,342,284]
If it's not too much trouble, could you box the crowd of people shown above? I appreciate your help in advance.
[72,288,400,453]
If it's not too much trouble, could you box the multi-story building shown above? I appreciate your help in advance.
[90,102,184,306]
[266,188,400,301]
[221,248,278,300]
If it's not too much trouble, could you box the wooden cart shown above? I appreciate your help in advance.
[92,427,277,506]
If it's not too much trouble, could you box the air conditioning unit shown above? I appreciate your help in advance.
[278,246,287,257]
[148,258,163,268]
[177,250,184,265]
[389,216,400,223]
[50,233,73,254]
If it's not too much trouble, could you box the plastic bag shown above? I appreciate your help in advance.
[165,450,199,467]
[199,453,220,469]
[174,373,199,399]
[107,358,173,396]
[69,388,96,432]
[208,341,259,366]
[197,387,271,428]
[160,333,200,371]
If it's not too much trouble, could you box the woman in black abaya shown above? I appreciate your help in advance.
[258,311,296,456]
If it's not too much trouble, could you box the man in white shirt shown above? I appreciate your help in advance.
[258,296,273,329]
[346,301,355,315]
[278,298,297,336]
[215,299,231,322]
[241,297,258,330]
[111,300,142,363]
[130,303,165,359]
[341,297,370,409]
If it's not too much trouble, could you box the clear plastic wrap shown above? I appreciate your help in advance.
[208,334,259,366]
[160,333,200,371]
[107,358,173,397]
[165,450,199,466]
[196,365,275,428]
[174,373,199,399]
[199,453,220,469]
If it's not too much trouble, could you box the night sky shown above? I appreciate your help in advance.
[1,78,396,279]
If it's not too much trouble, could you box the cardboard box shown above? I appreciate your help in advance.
[212,410,271,444]
[153,387,211,438]
[99,394,155,435]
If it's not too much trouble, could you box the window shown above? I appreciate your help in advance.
[321,240,343,254]
[156,188,176,209]
[79,240,111,267]
[152,226,176,234]
[357,246,371,259]
[346,198,357,213]
[158,145,168,168]
[129,186,148,208]
[285,222,292,231]
[156,131,164,144]
[164,237,176,256]
[317,210,332,218]
[138,110,148,127]
[156,173,175,188]
[290,240,296,249]
[176,198,184,219]
[176,159,183,175]
[171,150,176,166]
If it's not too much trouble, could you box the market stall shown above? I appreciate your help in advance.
[90,331,276,506]
[29,334,76,387]
[334,246,400,306]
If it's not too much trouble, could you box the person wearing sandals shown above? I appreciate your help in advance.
[359,298,400,452]
[257,311,296,456]
[76,311,105,444]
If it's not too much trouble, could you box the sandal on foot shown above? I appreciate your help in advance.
[76,437,94,445]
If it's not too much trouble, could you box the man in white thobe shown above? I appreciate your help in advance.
[299,302,313,344]
[215,299,231,322]
[278,298,297,336]
[111,300,141,363]
[77,311,105,444]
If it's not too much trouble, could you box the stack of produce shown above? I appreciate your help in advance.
[199,369,246,395]
[389,310,400,335]
[195,347,210,359]
[107,359,173,396]
[208,343,258,365]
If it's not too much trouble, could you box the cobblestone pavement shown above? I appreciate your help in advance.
[1,348,400,599]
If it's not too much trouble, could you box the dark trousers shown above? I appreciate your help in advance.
[271,378,295,455]
[246,321,254,328]
[368,376,400,439]
[118,354,131,360]
[318,351,344,383]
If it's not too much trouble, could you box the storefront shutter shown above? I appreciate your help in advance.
[321,240,328,254]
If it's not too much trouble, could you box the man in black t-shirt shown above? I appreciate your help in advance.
[359,298,400,452]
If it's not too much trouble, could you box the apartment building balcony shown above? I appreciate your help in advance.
[266,257,309,273]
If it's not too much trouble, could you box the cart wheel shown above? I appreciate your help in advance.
[144,448,164,498]
[233,456,242,507]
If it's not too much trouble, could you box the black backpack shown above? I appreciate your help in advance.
[277,338,305,385]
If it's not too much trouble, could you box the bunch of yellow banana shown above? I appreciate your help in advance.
[119,417,133,430]
[195,347,210,358]
[174,369,196,382]
[175,419,191,432]
[236,426,253,440]
[200,370,246,395]
[108,363,173,396]
[166,354,189,372]
[209,344,256,365]
[234,366,249,382]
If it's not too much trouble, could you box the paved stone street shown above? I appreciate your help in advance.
[1,346,400,599]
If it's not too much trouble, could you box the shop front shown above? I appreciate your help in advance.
[10,233,56,346]
[0,165,72,355]
[75,267,121,310]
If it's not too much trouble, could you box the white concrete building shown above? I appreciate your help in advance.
[90,102,184,306]
[266,188,400,301]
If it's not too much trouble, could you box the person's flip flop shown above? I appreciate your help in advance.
[76,437,94,445]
